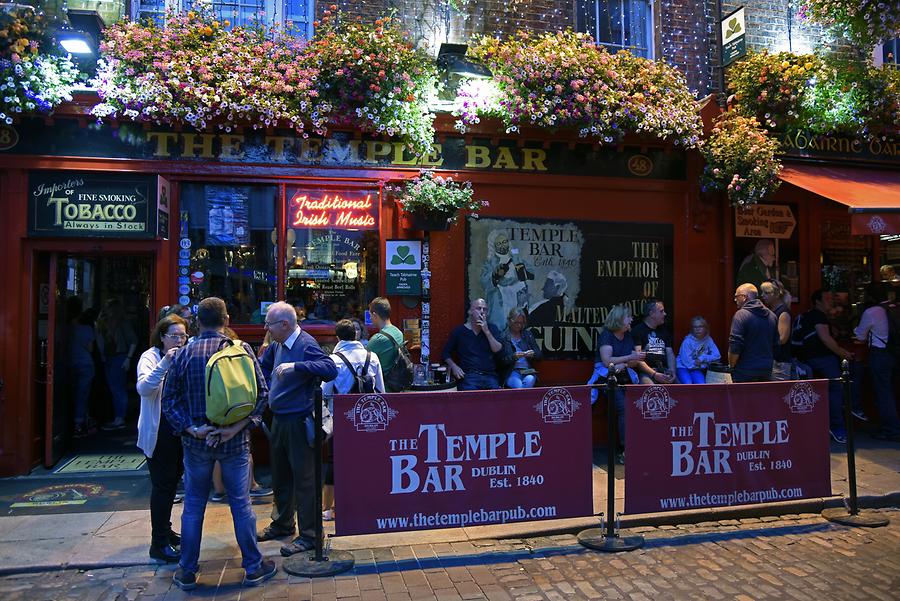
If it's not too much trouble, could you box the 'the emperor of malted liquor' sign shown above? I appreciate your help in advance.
[29,172,156,238]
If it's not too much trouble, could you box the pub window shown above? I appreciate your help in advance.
[284,186,379,323]
[821,216,872,340]
[881,38,899,70]
[575,0,655,59]
[180,183,278,324]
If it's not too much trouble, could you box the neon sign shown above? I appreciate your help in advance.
[288,189,379,230]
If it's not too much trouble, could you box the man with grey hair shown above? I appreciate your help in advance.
[728,283,778,382]
[256,301,337,556]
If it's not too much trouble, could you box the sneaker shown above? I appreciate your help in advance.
[257,525,294,542]
[280,537,316,557]
[173,569,197,591]
[249,486,273,498]
[172,492,184,504]
[322,509,334,521]
[830,429,847,444]
[243,559,277,587]
[851,410,869,422]
[149,544,180,563]
[100,418,125,431]
[174,481,185,504]
[210,491,226,503]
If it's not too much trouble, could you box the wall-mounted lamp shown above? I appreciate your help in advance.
[58,9,105,55]
[437,43,492,80]
[58,29,95,55]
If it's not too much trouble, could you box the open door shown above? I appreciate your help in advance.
[36,252,66,467]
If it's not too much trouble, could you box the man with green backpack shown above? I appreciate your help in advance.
[161,297,274,590]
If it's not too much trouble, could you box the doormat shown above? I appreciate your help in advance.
[54,453,147,474]
[0,475,151,515]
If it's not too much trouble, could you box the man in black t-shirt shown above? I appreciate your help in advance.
[794,290,854,443]
[632,299,677,384]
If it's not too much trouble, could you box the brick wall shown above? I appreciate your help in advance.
[329,1,573,52]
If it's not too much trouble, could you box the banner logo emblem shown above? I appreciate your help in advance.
[783,382,820,414]
[634,386,677,420]
[534,387,580,424]
[867,215,887,234]
[344,394,397,432]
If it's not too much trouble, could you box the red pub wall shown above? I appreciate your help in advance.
[425,167,728,390]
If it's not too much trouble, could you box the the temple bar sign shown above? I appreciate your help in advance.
[735,204,796,239]
[28,172,155,238]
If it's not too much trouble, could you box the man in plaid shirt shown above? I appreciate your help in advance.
[161,297,275,590]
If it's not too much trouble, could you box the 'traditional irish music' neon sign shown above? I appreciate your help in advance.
[288,190,379,229]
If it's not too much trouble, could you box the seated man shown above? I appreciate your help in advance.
[442,298,504,391]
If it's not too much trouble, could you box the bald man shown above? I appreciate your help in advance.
[728,283,778,383]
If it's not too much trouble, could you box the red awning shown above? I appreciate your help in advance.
[779,164,900,235]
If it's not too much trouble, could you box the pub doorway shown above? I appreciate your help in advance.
[34,252,153,468]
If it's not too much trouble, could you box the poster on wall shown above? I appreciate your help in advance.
[466,217,673,360]
[205,185,250,246]
[28,171,155,238]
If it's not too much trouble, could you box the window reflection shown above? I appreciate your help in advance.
[180,183,277,324]
[286,228,379,324]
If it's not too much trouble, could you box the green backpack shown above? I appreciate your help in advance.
[205,339,258,425]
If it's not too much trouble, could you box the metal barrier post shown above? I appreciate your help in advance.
[822,360,889,528]
[578,365,644,552]
[283,387,356,576]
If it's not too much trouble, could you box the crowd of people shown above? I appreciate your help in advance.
[124,274,899,589]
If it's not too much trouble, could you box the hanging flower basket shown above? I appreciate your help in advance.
[389,170,487,231]
[405,210,454,231]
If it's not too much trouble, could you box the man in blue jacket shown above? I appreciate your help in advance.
[256,301,338,556]
[728,284,778,383]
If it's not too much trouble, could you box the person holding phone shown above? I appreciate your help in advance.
[136,314,188,563]
[501,308,542,388]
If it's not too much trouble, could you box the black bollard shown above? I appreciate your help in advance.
[822,360,889,528]
[577,365,644,552]
[282,386,356,576]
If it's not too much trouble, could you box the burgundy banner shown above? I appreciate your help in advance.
[624,381,831,515]
[333,387,593,536]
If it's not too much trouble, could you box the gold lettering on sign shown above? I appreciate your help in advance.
[146,132,178,157]
[466,145,491,168]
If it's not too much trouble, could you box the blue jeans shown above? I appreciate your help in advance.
[103,354,128,420]
[805,354,845,430]
[506,371,536,388]
[180,444,262,574]
[676,368,706,384]
[70,362,94,425]
[868,349,900,435]
[459,372,499,391]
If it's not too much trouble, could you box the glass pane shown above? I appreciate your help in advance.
[625,0,651,58]
[180,183,277,324]
[597,0,624,48]
[284,187,380,325]
[821,218,871,341]
[183,0,266,29]
[283,0,312,38]
[134,0,166,25]
[884,39,898,67]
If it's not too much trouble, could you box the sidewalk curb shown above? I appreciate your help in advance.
[1,492,897,577]
[489,491,900,540]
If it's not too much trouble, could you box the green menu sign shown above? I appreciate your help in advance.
[721,7,746,67]
[385,240,422,296]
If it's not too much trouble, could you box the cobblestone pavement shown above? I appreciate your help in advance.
[1,510,898,601]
